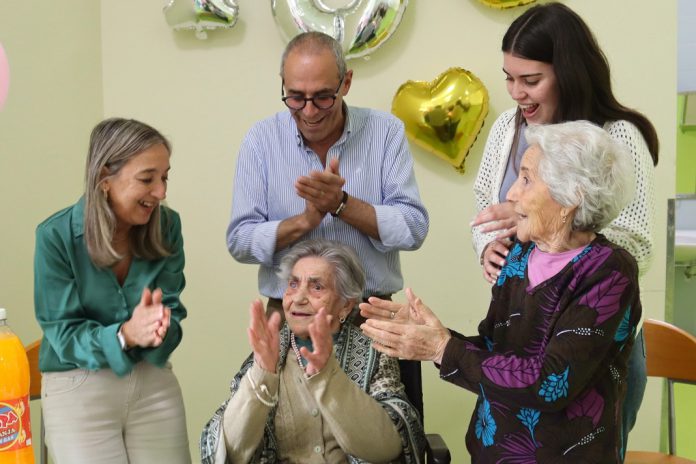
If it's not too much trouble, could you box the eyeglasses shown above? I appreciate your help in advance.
[281,78,344,110]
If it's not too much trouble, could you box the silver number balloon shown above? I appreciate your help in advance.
[164,0,239,40]
[271,0,408,60]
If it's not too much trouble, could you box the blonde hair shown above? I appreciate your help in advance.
[84,118,172,267]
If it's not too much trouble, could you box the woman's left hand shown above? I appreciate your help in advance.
[300,307,334,376]
[359,295,410,323]
[122,287,170,348]
[360,288,451,364]
[151,288,171,342]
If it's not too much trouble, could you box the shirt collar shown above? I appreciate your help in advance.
[290,102,357,148]
[71,195,86,238]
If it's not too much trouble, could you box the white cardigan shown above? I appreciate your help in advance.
[472,108,656,277]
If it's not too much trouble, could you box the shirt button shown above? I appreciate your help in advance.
[314,445,321,454]
[311,408,319,416]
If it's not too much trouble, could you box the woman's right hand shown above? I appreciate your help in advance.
[248,299,281,373]
[481,239,513,284]
[471,201,518,237]
[360,288,451,363]
[121,287,170,348]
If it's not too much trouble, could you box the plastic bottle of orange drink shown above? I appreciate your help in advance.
[0,308,35,464]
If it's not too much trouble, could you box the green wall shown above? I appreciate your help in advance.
[674,95,696,459]
[677,95,696,194]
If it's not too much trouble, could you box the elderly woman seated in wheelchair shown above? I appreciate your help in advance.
[200,239,424,463]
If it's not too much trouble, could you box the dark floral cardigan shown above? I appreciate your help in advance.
[439,235,641,463]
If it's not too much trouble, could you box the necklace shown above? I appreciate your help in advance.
[290,333,306,368]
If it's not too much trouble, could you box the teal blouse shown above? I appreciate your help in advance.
[34,197,187,376]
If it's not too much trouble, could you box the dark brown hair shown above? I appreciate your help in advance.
[503,2,658,165]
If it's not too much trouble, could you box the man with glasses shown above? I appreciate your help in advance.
[226,31,429,414]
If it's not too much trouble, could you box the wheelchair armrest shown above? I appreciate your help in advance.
[425,433,451,464]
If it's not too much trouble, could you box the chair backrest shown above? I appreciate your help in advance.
[644,319,696,381]
[642,319,696,455]
[25,339,42,400]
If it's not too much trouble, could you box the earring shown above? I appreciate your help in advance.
[102,188,108,200]
[561,214,567,224]
[339,315,347,324]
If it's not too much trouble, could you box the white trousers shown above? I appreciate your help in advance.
[41,362,191,464]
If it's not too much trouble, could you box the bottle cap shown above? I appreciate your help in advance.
[0,307,6,320]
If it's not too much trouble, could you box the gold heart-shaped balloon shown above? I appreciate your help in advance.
[392,68,489,173]
[477,0,536,9]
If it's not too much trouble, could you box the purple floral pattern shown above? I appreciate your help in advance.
[482,355,542,388]
[567,388,604,427]
[579,271,629,325]
[438,236,641,463]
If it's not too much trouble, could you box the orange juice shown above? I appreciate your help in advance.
[0,308,34,464]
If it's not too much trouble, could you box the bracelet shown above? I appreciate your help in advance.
[117,325,128,351]
[330,191,349,217]
[246,369,278,407]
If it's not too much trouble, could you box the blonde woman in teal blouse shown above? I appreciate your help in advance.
[34,118,191,463]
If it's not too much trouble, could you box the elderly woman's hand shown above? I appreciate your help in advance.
[300,307,334,376]
[248,299,281,373]
[481,239,513,284]
[360,289,451,364]
[121,287,170,348]
[359,296,410,323]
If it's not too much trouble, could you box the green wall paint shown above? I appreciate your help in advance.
[677,95,696,193]
[674,95,696,458]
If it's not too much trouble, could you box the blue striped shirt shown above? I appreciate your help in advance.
[227,105,429,298]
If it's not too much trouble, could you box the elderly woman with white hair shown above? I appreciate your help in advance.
[361,121,641,463]
[201,239,424,463]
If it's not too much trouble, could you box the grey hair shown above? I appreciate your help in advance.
[525,120,634,232]
[277,239,365,303]
[280,31,347,82]
[84,118,172,267]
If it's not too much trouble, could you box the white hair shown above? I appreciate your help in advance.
[525,120,634,232]
[277,239,365,303]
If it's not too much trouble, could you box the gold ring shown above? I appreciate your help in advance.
[390,311,395,319]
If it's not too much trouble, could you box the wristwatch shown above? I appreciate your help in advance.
[331,191,349,217]
[117,325,128,351]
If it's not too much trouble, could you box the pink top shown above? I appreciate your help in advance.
[527,245,587,288]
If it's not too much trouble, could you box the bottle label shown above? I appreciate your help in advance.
[0,396,32,451]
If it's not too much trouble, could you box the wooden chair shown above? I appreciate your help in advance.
[624,319,696,463]
[25,339,48,464]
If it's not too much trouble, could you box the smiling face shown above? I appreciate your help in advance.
[102,143,170,237]
[282,256,352,339]
[506,145,566,248]
[503,53,560,125]
[282,48,352,152]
